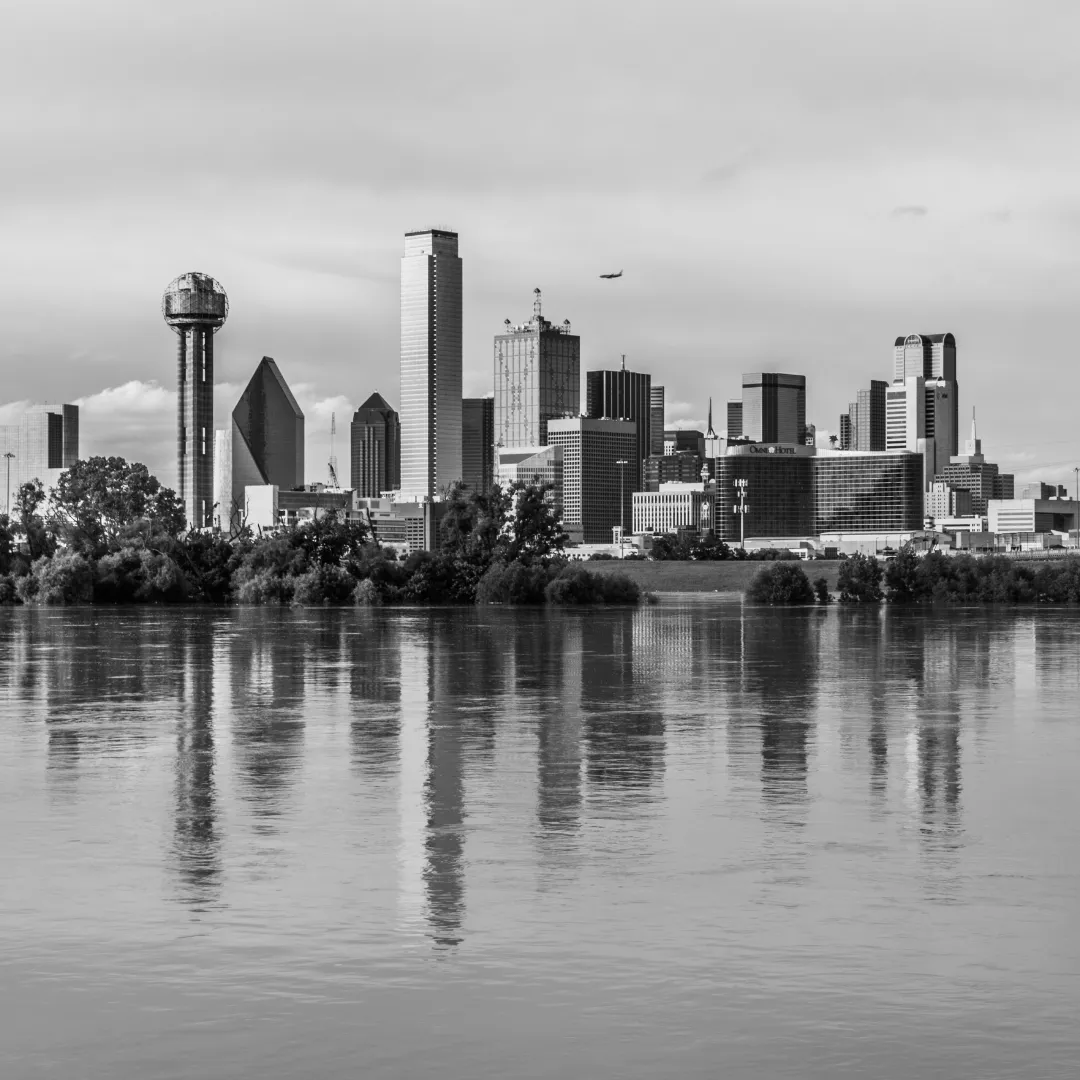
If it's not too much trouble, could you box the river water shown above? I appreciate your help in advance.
[0,601,1077,1079]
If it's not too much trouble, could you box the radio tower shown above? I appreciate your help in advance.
[162,272,228,530]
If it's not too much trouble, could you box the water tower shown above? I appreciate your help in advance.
[162,272,228,529]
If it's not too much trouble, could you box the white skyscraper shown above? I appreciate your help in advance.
[400,229,462,499]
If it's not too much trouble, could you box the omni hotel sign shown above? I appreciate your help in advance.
[749,444,796,455]
[726,442,817,458]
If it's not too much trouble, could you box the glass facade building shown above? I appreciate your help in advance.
[494,291,578,450]
[0,403,79,509]
[585,367,651,490]
[400,230,462,498]
[461,396,494,492]
[649,386,665,456]
[741,373,806,445]
[714,444,924,541]
[644,451,704,491]
[726,400,743,439]
[546,418,636,544]
[351,391,401,497]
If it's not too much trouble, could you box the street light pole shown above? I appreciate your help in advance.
[734,477,748,550]
[3,452,14,517]
[616,459,628,557]
[1074,466,1079,548]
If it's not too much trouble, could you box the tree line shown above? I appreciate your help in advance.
[747,548,1080,605]
[0,457,642,607]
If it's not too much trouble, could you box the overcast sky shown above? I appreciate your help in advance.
[2,0,1078,490]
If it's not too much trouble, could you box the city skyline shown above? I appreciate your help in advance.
[2,4,1078,495]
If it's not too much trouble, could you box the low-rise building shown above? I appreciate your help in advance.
[632,481,715,536]
[495,444,562,507]
[987,498,1078,538]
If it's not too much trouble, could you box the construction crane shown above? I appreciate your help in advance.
[328,412,340,489]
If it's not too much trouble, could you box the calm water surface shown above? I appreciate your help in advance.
[1,600,1077,1079]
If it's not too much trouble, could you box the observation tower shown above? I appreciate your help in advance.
[162,272,228,529]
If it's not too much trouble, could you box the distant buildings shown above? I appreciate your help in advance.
[351,392,400,497]
[644,452,703,491]
[649,387,665,456]
[547,417,636,544]
[0,403,79,508]
[585,362,650,489]
[633,482,714,536]
[495,445,563,507]
[741,373,806,445]
[934,412,1013,515]
[230,357,305,510]
[461,397,494,492]
[494,290,579,449]
[840,380,887,452]
[726,399,743,440]
[400,229,462,498]
[162,271,228,529]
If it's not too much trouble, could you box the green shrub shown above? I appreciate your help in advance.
[16,552,94,605]
[813,576,831,604]
[837,552,883,603]
[0,574,18,604]
[544,564,641,605]
[353,578,382,606]
[476,560,554,604]
[291,563,358,605]
[745,562,815,605]
[94,546,187,603]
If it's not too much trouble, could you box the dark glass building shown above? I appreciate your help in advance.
[741,372,806,445]
[649,386,665,456]
[351,392,401,497]
[586,364,651,489]
[644,451,704,491]
[231,357,304,504]
[461,396,494,492]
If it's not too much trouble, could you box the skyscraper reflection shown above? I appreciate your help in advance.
[172,621,221,909]
[348,613,402,778]
[535,614,583,835]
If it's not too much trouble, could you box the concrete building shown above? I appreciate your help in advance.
[355,496,447,554]
[586,363,651,490]
[350,392,400,498]
[927,480,973,521]
[649,386,665,456]
[663,429,705,456]
[495,445,562,506]
[644,451,704,490]
[494,290,579,450]
[934,411,1013,515]
[546,417,637,544]
[713,442,925,543]
[400,229,462,498]
[245,484,355,530]
[0,403,79,508]
[988,498,1078,538]
[633,481,715,536]
[838,412,853,451]
[741,372,806,445]
[726,400,743,440]
[231,357,304,508]
[163,271,228,529]
[212,429,232,531]
[461,396,494,492]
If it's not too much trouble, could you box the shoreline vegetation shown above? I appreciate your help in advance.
[0,457,644,608]
[746,549,1080,605]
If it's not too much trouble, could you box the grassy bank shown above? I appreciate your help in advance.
[585,559,844,593]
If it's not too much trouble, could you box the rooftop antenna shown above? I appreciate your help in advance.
[328,412,339,489]
[621,353,626,371]
[533,287,542,320]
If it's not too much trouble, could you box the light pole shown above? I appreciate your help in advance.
[616,459,628,557]
[734,477,748,550]
[3,452,14,517]
[1074,466,1079,548]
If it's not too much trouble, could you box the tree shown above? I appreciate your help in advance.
[837,552,883,603]
[745,563,815,604]
[883,544,920,602]
[49,457,185,555]
[12,480,53,561]
[501,481,568,563]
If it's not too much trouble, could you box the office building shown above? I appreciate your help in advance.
[726,400,743,440]
[988,498,1078,538]
[546,417,636,544]
[162,271,228,529]
[893,332,956,383]
[663,429,706,457]
[494,290,579,450]
[649,387,665,455]
[495,445,563,508]
[400,229,462,498]
[231,357,304,507]
[212,430,232,531]
[633,482,715,536]
[586,363,651,489]
[888,333,959,484]
[934,411,1013,515]
[712,443,925,542]
[461,396,494,492]
[355,496,448,554]
[644,452,704,491]
[0,403,79,508]
[927,480,973,521]
[351,392,400,498]
[741,373,806,445]
[854,380,887,451]
[838,412,853,451]
[245,484,355,529]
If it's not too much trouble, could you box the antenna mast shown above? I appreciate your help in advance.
[328,412,339,489]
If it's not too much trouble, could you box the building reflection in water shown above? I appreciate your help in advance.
[348,614,402,779]
[229,611,306,827]
[535,614,583,836]
[172,620,222,909]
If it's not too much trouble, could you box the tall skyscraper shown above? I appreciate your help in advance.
[649,386,665,456]
[351,392,401,497]
[231,357,304,505]
[0,403,79,509]
[854,380,887,451]
[162,272,228,529]
[400,229,462,498]
[741,373,806,444]
[893,333,959,458]
[726,399,744,439]
[494,289,579,449]
[585,361,651,489]
[547,417,637,544]
[461,396,494,492]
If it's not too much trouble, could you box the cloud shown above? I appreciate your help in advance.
[891,205,928,217]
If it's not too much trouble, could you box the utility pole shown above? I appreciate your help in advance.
[734,477,748,550]
[616,459,628,556]
[1074,466,1079,548]
[3,452,14,517]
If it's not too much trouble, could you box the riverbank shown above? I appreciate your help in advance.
[586,559,844,593]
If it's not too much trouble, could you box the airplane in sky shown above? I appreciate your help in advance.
[599,270,623,279]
